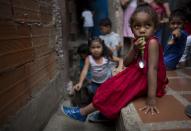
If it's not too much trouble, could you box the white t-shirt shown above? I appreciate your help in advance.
[129,0,137,8]
[89,55,112,84]
[82,10,94,27]
[99,32,121,56]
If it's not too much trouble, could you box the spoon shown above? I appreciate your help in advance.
[138,59,144,69]
[138,37,145,69]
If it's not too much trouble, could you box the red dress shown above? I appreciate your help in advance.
[92,36,167,119]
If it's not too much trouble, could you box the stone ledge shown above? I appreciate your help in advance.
[117,102,191,131]
[117,68,191,131]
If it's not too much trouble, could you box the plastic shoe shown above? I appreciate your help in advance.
[61,106,87,122]
[88,111,110,123]
[185,105,191,118]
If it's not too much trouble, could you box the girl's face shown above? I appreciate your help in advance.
[131,12,156,39]
[90,41,103,58]
[169,17,184,31]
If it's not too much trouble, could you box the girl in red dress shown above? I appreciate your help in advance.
[61,3,168,122]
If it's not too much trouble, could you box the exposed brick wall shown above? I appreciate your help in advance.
[0,0,63,126]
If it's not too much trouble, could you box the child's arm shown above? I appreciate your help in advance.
[120,0,131,9]
[168,28,181,45]
[140,39,159,115]
[123,44,136,66]
[124,38,145,66]
[111,56,123,76]
[163,2,171,17]
[74,57,90,91]
[108,34,122,53]
[112,56,123,69]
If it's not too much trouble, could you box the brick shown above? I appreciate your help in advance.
[47,53,57,80]
[26,61,49,94]
[12,0,39,11]
[25,53,57,93]
[0,81,30,124]
[0,65,26,95]
[0,1,13,19]
[0,22,30,40]
[31,26,51,36]
[0,38,32,54]
[13,7,40,22]
[25,55,50,75]
[32,36,49,47]
[34,44,53,58]
[40,13,52,23]
[0,48,34,72]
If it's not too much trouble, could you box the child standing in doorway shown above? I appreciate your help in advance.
[81,8,94,39]
[61,3,167,122]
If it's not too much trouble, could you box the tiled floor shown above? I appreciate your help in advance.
[131,67,191,131]
[134,95,190,123]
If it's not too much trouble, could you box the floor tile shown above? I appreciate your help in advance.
[168,78,191,91]
[153,129,191,131]
[182,94,191,102]
[179,68,191,77]
[167,70,184,77]
[133,95,190,123]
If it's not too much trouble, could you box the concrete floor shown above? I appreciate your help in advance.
[43,100,116,131]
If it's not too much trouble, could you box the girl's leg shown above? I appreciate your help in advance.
[80,103,97,115]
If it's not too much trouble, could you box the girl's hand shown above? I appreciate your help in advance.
[139,97,159,115]
[134,37,146,51]
[74,83,82,91]
[168,29,180,45]
[112,67,123,76]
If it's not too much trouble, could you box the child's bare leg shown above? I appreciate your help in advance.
[80,103,97,115]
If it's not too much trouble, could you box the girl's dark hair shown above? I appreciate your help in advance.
[155,0,163,4]
[77,43,89,55]
[99,18,112,27]
[130,3,159,28]
[169,9,186,22]
[88,37,113,59]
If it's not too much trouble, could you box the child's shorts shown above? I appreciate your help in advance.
[87,82,101,94]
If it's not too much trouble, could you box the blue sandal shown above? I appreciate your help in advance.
[88,111,110,123]
[61,106,87,122]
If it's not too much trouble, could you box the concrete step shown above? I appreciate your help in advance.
[116,67,191,131]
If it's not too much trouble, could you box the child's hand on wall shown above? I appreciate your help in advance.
[74,83,83,91]
[112,67,124,76]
